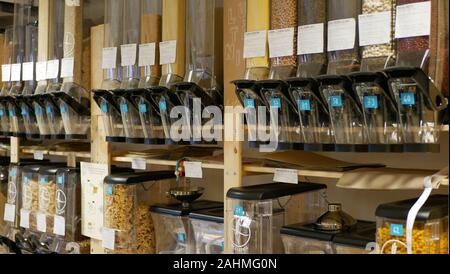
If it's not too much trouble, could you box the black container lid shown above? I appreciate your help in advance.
[56,167,80,174]
[280,223,337,241]
[226,183,327,201]
[53,92,90,116]
[39,164,70,175]
[332,221,376,248]
[22,163,65,174]
[376,195,449,221]
[232,80,258,89]
[172,82,216,107]
[189,207,225,223]
[104,171,175,185]
[150,200,223,217]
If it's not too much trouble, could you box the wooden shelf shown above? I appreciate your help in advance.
[21,148,91,159]
[112,156,225,170]
[243,165,344,179]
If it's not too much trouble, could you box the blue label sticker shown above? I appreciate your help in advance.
[57,176,64,185]
[23,176,29,184]
[271,98,281,109]
[46,106,53,114]
[234,205,245,217]
[120,103,129,113]
[0,110,3,116]
[390,224,404,237]
[298,99,311,111]
[401,92,415,106]
[21,107,29,116]
[329,96,343,108]
[139,104,148,113]
[107,185,113,196]
[40,177,47,185]
[220,241,224,252]
[61,105,68,114]
[101,102,108,113]
[35,106,42,115]
[8,110,14,117]
[9,170,14,177]
[364,96,379,109]
[244,98,255,108]
[159,100,167,111]
[177,233,186,242]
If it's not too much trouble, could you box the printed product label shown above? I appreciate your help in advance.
[401,92,415,106]
[159,100,167,111]
[245,98,255,108]
[271,98,282,109]
[298,99,311,111]
[120,103,128,113]
[390,224,404,237]
[139,104,147,114]
[364,96,379,109]
[330,96,343,107]
[234,205,245,217]
[101,102,108,113]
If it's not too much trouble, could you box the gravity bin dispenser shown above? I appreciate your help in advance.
[0,27,14,137]
[171,0,223,145]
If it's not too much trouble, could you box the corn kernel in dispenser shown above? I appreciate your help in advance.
[376,195,449,254]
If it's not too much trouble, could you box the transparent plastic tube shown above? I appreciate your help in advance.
[121,0,141,90]
[46,0,65,92]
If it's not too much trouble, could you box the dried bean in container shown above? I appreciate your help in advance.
[271,0,298,67]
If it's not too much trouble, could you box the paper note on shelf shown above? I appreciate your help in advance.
[268,28,295,58]
[22,62,34,81]
[20,209,30,229]
[1,64,11,82]
[10,63,21,82]
[102,228,115,250]
[35,61,47,81]
[273,168,298,184]
[159,40,177,65]
[359,11,392,46]
[132,158,147,171]
[395,2,431,39]
[298,23,324,55]
[37,213,47,233]
[139,43,156,67]
[121,44,138,67]
[3,204,15,222]
[54,215,66,236]
[243,31,267,59]
[328,18,356,52]
[61,57,75,78]
[184,162,203,179]
[102,47,118,69]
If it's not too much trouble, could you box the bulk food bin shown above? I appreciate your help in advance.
[103,171,176,254]
[360,0,396,72]
[259,80,300,149]
[189,207,224,254]
[226,183,327,254]
[93,90,125,143]
[0,26,13,98]
[376,195,448,254]
[286,78,333,148]
[150,200,223,254]
[0,100,11,137]
[114,89,146,144]
[139,0,162,88]
[5,97,26,138]
[297,0,328,77]
[281,220,375,254]
[384,67,447,147]
[18,96,40,139]
[348,72,401,149]
[317,75,367,149]
[327,0,361,75]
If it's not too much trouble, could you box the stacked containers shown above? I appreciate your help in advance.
[226,183,327,254]
[103,171,176,254]
[2,164,22,239]
[376,195,448,254]
[297,0,328,77]
[360,0,396,72]
[269,0,297,80]
[327,0,361,75]
[37,167,62,238]
[0,27,14,136]
[189,207,224,254]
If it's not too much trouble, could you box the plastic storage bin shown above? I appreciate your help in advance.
[103,171,176,254]
[189,207,224,254]
[150,200,223,254]
[281,221,375,254]
[349,72,401,147]
[115,90,146,144]
[287,78,332,146]
[18,97,40,139]
[6,98,26,138]
[93,90,125,142]
[226,183,327,254]
[376,195,448,254]
[318,75,367,147]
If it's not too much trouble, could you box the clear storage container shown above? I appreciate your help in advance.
[37,167,62,236]
[259,80,300,148]
[349,72,401,146]
[19,96,40,139]
[226,183,327,254]
[115,89,145,144]
[360,0,396,72]
[281,221,375,254]
[318,75,367,146]
[189,207,224,254]
[287,78,333,145]
[139,0,162,88]
[42,95,66,139]
[2,165,21,237]
[21,22,38,96]
[269,0,297,79]
[6,97,26,138]
[384,67,447,145]
[103,171,176,254]
[93,90,125,142]
[376,195,448,254]
[31,98,52,139]
[0,26,13,97]
[150,200,223,254]
[327,0,361,75]
[297,0,328,77]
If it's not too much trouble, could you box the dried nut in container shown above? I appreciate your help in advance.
[136,204,156,254]
[271,0,298,66]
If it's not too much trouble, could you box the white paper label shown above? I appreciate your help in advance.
[131,158,147,171]
[268,28,295,58]
[37,213,47,233]
[1,64,11,82]
[328,18,356,52]
[243,31,267,59]
[3,203,15,222]
[10,64,21,81]
[20,209,30,229]
[159,40,177,65]
[102,47,118,69]
[22,62,34,81]
[34,151,44,160]
[298,23,325,55]
[66,0,80,6]
[273,168,298,184]
[241,216,252,229]
[81,162,109,240]
[46,59,60,79]
[139,43,156,67]
[54,215,66,236]
[121,44,137,67]
[359,12,392,46]
[61,57,74,78]
[36,61,47,81]
[102,228,115,250]
[184,162,203,179]
[395,2,431,39]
